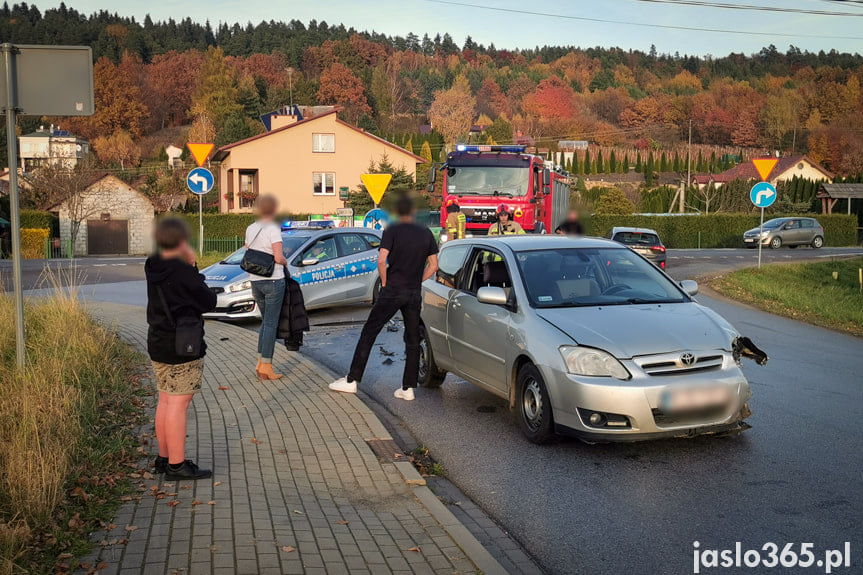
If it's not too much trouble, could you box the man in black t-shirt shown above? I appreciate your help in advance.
[329,195,439,401]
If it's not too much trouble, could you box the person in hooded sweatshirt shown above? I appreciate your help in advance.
[145,218,217,480]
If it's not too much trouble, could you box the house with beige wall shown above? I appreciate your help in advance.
[692,155,833,190]
[212,108,425,215]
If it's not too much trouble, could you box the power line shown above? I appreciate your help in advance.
[423,0,863,40]
[632,0,863,16]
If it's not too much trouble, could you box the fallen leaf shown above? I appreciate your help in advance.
[58,553,73,560]
[79,562,91,569]
[97,563,108,570]
[207,501,216,505]
[282,546,296,553]
[167,501,180,507]
[124,525,138,532]
[252,438,260,444]
[129,473,141,479]
[191,500,203,506]
[71,487,89,501]
[336,520,349,525]
[293,510,303,515]
[166,493,178,496]
[218,386,230,390]
[393,453,403,459]
[213,481,221,487]
[181,485,191,490]
[142,471,153,480]
[408,546,420,553]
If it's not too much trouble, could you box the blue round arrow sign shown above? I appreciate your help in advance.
[187,167,214,195]
[750,181,776,208]
[363,208,390,230]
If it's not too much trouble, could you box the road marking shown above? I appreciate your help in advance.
[736,256,745,259]
[684,256,694,259]
[93,264,106,267]
[111,263,127,266]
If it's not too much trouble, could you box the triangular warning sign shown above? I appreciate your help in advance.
[187,143,214,168]
[752,158,778,181]
[361,173,392,205]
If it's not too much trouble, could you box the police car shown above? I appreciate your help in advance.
[201,227,383,320]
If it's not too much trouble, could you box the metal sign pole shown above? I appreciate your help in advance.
[198,194,203,256]
[757,206,764,270]
[2,43,26,368]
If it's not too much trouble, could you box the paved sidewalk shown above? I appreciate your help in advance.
[80,303,505,575]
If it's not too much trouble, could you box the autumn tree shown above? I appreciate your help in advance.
[69,55,149,139]
[142,170,187,213]
[192,46,241,132]
[317,62,372,124]
[476,77,509,119]
[595,188,636,214]
[428,74,476,146]
[371,56,410,132]
[92,131,141,169]
[146,50,202,129]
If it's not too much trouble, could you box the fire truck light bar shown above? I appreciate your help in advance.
[455,144,527,153]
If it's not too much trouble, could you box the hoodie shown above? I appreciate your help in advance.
[145,254,217,364]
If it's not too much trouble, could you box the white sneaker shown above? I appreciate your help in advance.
[329,377,357,393]
[394,387,415,401]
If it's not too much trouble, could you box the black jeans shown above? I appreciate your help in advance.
[348,286,421,390]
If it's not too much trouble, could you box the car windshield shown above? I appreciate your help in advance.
[220,236,309,264]
[515,247,686,308]
[762,219,786,229]
[446,166,529,197]
[613,232,660,246]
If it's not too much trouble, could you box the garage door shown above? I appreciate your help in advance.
[87,220,129,255]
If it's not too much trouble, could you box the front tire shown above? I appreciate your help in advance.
[812,235,823,249]
[418,324,446,388]
[770,236,782,249]
[517,363,555,444]
[372,277,382,303]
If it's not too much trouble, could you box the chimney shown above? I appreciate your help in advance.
[270,114,299,130]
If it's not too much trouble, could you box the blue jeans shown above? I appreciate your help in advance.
[251,278,285,362]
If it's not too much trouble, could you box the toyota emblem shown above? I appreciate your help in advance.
[680,352,696,366]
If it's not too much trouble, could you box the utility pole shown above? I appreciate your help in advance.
[682,118,691,213]
[287,67,294,108]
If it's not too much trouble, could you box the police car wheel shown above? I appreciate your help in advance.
[418,324,446,388]
[372,278,382,304]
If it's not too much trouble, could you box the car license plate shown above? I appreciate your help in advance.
[634,248,651,255]
[743,238,755,243]
[660,384,731,414]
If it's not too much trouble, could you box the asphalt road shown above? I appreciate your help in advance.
[18,247,863,574]
[0,256,145,290]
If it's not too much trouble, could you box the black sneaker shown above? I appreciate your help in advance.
[154,456,168,474]
[164,460,212,480]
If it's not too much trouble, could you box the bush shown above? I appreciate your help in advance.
[170,213,312,240]
[585,213,857,248]
[595,188,636,215]
[19,210,57,235]
[20,228,49,259]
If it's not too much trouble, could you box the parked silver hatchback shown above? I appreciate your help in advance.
[419,236,767,443]
[742,217,824,249]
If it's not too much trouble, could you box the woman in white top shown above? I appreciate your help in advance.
[245,194,288,380]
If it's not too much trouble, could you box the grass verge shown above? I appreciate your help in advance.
[709,257,863,337]
[0,279,147,574]
[197,251,232,270]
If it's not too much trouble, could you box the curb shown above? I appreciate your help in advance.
[311,363,508,574]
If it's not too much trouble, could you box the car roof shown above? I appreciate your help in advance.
[611,226,659,235]
[281,227,381,238]
[446,235,623,251]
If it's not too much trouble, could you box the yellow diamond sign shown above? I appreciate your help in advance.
[361,173,392,205]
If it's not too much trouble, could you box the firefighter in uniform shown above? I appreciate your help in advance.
[488,204,525,235]
[444,198,466,241]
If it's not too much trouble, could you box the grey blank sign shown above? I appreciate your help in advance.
[0,45,94,116]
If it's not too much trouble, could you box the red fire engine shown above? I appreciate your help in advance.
[434,145,569,236]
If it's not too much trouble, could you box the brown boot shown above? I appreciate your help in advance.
[257,362,283,380]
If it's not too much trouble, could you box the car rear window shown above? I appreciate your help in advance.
[613,232,660,246]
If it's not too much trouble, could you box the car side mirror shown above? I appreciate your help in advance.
[542,168,551,186]
[680,280,698,296]
[429,163,437,183]
[301,258,319,266]
[477,286,509,306]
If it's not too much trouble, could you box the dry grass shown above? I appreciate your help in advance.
[0,271,142,574]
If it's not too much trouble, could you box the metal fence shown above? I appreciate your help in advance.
[45,237,73,259]
[189,236,244,254]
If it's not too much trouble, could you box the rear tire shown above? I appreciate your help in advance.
[517,363,555,444]
[372,277,382,303]
[770,236,782,249]
[418,324,446,388]
[812,235,823,249]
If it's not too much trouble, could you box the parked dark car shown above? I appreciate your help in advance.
[742,217,824,249]
[606,227,668,269]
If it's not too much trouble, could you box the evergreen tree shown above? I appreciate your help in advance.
[709,151,717,172]
[645,151,655,187]
[575,153,583,175]
[565,157,572,172]
[596,149,605,174]
[621,153,629,173]
[659,152,668,172]
[635,153,642,173]
[672,151,680,172]
[584,149,592,175]
[609,149,617,173]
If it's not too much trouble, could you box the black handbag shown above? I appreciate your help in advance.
[240,226,275,277]
[156,285,204,357]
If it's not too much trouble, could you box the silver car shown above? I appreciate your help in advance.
[419,236,766,443]
[202,228,383,320]
[743,217,824,249]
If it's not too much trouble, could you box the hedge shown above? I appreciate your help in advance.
[20,210,57,235]
[171,213,312,239]
[21,228,49,259]
[584,213,857,249]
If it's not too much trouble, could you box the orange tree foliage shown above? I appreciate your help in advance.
[428,75,475,145]
[317,62,372,124]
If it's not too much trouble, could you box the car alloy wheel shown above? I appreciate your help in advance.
[812,235,823,249]
[770,236,782,249]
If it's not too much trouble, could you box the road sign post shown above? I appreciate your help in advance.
[1,44,94,368]
[750,181,777,269]
[186,166,214,255]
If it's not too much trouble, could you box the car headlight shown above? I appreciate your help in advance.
[559,345,631,380]
[227,279,252,293]
[760,231,770,237]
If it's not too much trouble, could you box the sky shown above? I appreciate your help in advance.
[41,0,863,57]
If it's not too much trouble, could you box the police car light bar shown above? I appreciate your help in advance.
[455,144,526,153]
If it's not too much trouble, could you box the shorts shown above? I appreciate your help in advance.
[152,359,204,395]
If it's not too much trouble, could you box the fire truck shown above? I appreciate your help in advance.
[434,145,570,236]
